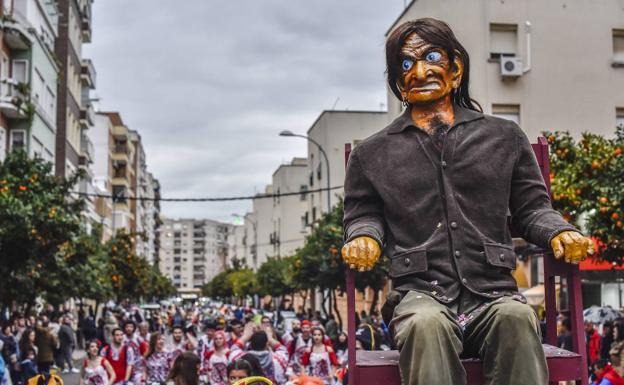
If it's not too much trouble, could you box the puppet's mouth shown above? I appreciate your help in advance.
[411,83,440,91]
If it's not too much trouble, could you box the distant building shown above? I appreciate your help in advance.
[305,110,389,221]
[0,0,60,163]
[158,218,234,293]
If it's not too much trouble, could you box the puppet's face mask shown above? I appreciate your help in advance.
[398,32,463,106]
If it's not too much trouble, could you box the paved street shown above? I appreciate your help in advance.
[56,349,85,385]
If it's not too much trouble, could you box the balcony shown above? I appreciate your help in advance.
[79,133,94,165]
[0,78,27,119]
[81,13,92,43]
[111,142,130,163]
[2,13,31,50]
[80,59,96,89]
[80,102,95,128]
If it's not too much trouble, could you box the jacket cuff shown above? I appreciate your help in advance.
[527,210,580,248]
[344,220,384,248]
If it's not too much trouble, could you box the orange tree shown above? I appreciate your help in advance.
[545,126,623,263]
[106,230,176,302]
[0,151,86,310]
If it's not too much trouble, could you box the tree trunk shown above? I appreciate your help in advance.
[332,290,343,329]
[369,289,380,315]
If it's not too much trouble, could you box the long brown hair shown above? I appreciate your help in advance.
[167,352,200,385]
[146,332,162,359]
[386,17,482,112]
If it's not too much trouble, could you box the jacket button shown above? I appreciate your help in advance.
[462,278,468,285]
[441,160,447,168]
[499,253,505,261]
[450,221,458,229]
[404,257,410,266]
[454,250,461,258]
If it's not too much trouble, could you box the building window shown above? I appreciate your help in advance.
[613,29,624,65]
[11,60,28,83]
[299,185,308,201]
[10,129,26,151]
[617,108,624,128]
[489,24,518,59]
[492,104,520,125]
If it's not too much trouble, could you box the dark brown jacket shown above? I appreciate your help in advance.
[35,326,58,364]
[343,106,577,303]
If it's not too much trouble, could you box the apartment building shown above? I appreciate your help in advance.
[305,110,389,222]
[0,0,59,163]
[387,0,624,138]
[158,218,233,293]
[54,0,94,178]
[98,111,135,233]
[91,112,113,240]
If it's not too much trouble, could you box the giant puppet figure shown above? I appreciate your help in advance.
[341,18,593,385]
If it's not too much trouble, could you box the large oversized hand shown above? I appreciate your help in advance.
[341,236,382,272]
[550,230,594,264]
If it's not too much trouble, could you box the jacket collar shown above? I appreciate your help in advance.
[387,104,484,135]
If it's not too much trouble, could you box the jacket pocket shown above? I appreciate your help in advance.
[389,246,428,278]
[483,242,516,269]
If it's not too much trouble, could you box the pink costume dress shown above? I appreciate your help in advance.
[83,358,110,385]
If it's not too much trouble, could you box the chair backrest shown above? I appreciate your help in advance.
[344,137,587,385]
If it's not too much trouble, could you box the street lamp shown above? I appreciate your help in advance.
[279,130,331,214]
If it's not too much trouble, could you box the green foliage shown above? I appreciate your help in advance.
[0,151,174,309]
[256,256,294,297]
[107,230,175,302]
[545,127,624,263]
[0,151,85,307]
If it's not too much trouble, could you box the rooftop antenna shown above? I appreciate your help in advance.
[331,97,340,110]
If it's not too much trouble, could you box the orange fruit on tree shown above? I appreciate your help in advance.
[613,213,620,220]
[617,221,623,228]
[600,197,609,204]
[615,148,622,156]
[591,160,600,170]
[600,207,609,214]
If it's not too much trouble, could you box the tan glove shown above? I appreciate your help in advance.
[550,230,594,264]
[341,236,382,272]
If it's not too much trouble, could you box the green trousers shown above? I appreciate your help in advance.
[389,291,548,385]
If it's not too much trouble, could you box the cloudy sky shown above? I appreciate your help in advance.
[84,1,405,223]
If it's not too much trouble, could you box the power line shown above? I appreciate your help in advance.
[72,185,344,202]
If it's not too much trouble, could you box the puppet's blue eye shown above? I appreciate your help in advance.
[402,59,414,71]
[425,51,442,62]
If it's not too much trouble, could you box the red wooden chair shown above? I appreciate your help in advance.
[344,137,588,385]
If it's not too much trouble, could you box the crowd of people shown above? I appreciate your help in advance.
[0,299,389,385]
[579,320,624,385]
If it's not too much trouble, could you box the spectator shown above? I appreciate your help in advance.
[586,322,601,366]
[334,333,348,367]
[19,348,38,385]
[80,340,115,385]
[169,325,195,360]
[58,315,78,373]
[35,316,58,374]
[324,315,338,346]
[231,324,288,385]
[167,352,200,385]
[144,332,172,385]
[301,327,338,385]
[591,359,624,385]
[557,317,573,351]
[603,322,616,360]
[100,328,133,385]
[19,329,37,360]
[611,323,624,376]
[226,359,253,384]
[204,331,230,385]
[1,323,19,384]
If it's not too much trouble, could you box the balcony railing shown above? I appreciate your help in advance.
[0,78,27,119]
[80,102,95,127]
[114,144,129,155]
[81,58,96,89]
[80,133,94,163]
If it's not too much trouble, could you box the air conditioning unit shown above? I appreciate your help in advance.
[500,57,523,77]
